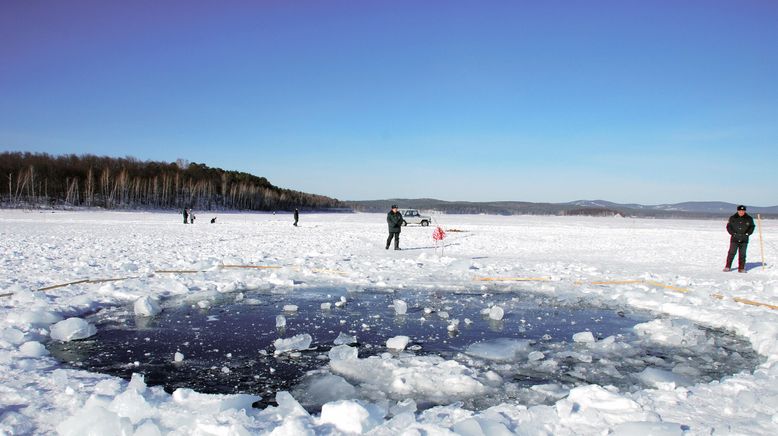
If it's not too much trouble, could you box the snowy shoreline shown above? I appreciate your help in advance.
[2,210,777,434]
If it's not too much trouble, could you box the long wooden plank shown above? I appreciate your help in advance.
[37,279,90,291]
[475,277,551,282]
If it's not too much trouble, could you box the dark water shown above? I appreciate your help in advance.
[48,288,760,410]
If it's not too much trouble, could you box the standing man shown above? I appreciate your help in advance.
[293,208,299,227]
[724,205,755,273]
[386,205,406,250]
[182,208,188,224]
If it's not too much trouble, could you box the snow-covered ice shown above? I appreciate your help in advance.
[1,210,778,434]
[49,317,97,342]
[133,295,161,317]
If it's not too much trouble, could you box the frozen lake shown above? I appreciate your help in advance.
[48,287,759,412]
[3,210,778,434]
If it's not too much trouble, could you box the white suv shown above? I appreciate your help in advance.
[400,209,432,227]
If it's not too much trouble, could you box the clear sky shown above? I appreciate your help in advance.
[1,0,776,205]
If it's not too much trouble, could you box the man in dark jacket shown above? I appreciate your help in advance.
[724,205,755,273]
[386,205,406,250]
[293,208,299,227]
[183,208,188,224]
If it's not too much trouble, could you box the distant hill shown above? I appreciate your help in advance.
[0,151,347,212]
[349,198,778,218]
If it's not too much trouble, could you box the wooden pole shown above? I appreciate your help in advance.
[758,213,766,270]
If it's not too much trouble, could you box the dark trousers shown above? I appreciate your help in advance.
[386,232,400,249]
[726,240,748,269]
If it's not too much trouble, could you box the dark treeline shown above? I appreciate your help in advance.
[0,152,347,211]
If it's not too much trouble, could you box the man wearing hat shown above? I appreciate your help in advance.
[724,205,755,273]
[386,205,407,250]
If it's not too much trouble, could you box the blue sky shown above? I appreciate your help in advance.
[1,0,776,205]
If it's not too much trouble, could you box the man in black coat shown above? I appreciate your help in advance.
[724,205,755,273]
[293,208,299,227]
[386,205,406,250]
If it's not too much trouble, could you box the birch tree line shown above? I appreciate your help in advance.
[0,152,345,211]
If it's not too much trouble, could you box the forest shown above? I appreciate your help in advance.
[0,152,347,212]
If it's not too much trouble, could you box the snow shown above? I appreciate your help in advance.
[1,210,778,434]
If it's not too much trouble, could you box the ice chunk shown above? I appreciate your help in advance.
[390,399,417,416]
[573,331,595,343]
[7,309,63,326]
[2,328,25,345]
[109,386,155,424]
[19,341,49,357]
[321,302,331,310]
[284,304,298,312]
[466,338,532,361]
[172,388,260,412]
[528,351,545,361]
[293,374,357,408]
[393,299,408,315]
[452,417,512,436]
[447,319,460,332]
[275,391,310,418]
[329,345,358,361]
[274,334,313,355]
[636,367,692,390]
[94,379,122,396]
[330,354,486,405]
[197,300,211,309]
[319,400,383,434]
[134,420,163,436]
[333,332,357,345]
[634,319,705,348]
[488,306,504,321]
[57,405,133,436]
[50,317,97,342]
[386,335,410,351]
[174,352,184,362]
[134,296,162,317]
[276,315,287,328]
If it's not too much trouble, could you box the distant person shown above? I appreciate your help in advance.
[724,205,755,273]
[293,208,299,227]
[182,208,188,224]
[210,217,217,224]
[386,205,406,250]
[189,210,195,224]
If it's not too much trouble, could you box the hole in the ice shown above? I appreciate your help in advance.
[47,289,761,413]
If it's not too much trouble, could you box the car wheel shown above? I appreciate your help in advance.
[421,220,429,227]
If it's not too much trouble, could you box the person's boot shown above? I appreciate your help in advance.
[722,267,731,272]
